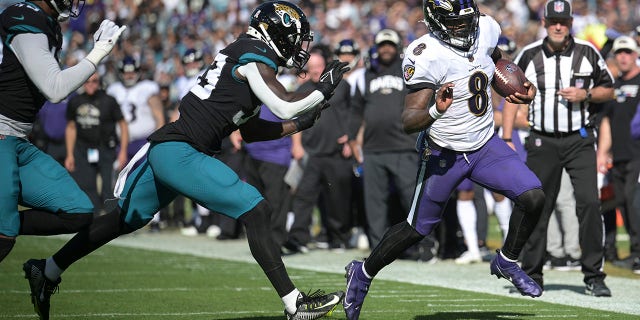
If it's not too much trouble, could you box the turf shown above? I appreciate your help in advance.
[0,236,635,319]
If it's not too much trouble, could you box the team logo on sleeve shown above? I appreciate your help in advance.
[413,43,426,55]
[403,65,415,81]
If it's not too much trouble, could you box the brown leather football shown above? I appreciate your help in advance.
[492,58,528,97]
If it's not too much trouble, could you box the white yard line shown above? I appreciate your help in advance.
[103,232,640,316]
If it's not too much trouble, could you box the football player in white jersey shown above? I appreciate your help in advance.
[107,56,165,160]
[344,1,546,318]
[175,48,206,101]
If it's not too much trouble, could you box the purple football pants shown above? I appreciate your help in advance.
[408,133,541,236]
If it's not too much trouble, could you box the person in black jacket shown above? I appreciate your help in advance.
[286,48,354,252]
[347,29,420,249]
[65,72,129,215]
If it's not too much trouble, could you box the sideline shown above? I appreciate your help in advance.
[105,231,640,316]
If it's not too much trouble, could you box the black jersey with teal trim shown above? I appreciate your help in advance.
[148,35,280,155]
[0,1,63,123]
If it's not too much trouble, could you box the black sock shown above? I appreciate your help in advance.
[52,207,129,270]
[365,221,424,277]
[240,201,295,297]
[0,237,16,262]
[19,209,92,235]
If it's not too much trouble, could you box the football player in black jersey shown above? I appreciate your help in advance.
[0,0,124,318]
[25,1,349,319]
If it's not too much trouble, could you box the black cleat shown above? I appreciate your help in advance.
[585,279,611,297]
[285,290,344,320]
[23,259,61,320]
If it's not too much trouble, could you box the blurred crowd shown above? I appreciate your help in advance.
[2,0,640,104]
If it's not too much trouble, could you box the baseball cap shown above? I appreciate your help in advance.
[612,36,638,53]
[497,36,517,55]
[374,29,401,47]
[334,39,360,55]
[544,0,572,19]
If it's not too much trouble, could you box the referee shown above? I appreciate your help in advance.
[502,0,614,297]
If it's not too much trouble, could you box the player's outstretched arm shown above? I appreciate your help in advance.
[238,62,324,119]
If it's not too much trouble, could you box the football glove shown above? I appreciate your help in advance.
[86,20,127,67]
[316,60,350,100]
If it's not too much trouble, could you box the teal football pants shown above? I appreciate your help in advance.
[117,141,264,230]
[0,136,93,237]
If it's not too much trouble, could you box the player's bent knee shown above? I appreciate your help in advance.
[87,207,132,242]
[239,200,272,226]
[516,188,545,213]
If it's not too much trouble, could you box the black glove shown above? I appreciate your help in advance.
[292,103,329,132]
[316,60,351,100]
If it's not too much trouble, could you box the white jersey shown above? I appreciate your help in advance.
[403,15,500,152]
[107,80,160,141]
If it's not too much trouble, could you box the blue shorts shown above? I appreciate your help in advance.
[117,141,264,230]
[0,136,93,236]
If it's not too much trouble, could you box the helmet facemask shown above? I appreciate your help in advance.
[247,1,314,72]
[47,0,85,22]
[423,0,479,51]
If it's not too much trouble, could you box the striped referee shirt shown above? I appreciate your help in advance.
[514,36,614,133]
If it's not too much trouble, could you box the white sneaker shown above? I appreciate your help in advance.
[206,225,221,238]
[180,226,199,236]
[455,251,482,264]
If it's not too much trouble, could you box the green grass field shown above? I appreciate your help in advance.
[1,235,637,320]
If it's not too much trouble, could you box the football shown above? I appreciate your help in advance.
[492,58,528,97]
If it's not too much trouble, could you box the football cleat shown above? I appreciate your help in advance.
[285,289,344,320]
[23,259,61,320]
[344,260,371,320]
[490,251,542,298]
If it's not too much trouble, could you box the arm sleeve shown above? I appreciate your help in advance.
[237,62,324,119]
[10,33,96,103]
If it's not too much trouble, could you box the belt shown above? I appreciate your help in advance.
[531,129,581,138]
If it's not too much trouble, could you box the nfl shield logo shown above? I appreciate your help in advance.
[554,1,564,13]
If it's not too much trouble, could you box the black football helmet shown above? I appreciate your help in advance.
[247,1,313,71]
[45,0,85,22]
[423,0,480,51]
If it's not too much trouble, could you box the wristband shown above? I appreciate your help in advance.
[429,105,444,120]
[502,138,513,142]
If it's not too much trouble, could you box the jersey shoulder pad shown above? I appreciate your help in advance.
[1,2,53,38]
[478,15,501,48]
[225,37,279,72]
[402,36,442,85]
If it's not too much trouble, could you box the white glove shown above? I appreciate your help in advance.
[85,20,127,67]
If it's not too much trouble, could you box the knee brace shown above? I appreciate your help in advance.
[514,188,545,216]
[502,188,545,260]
